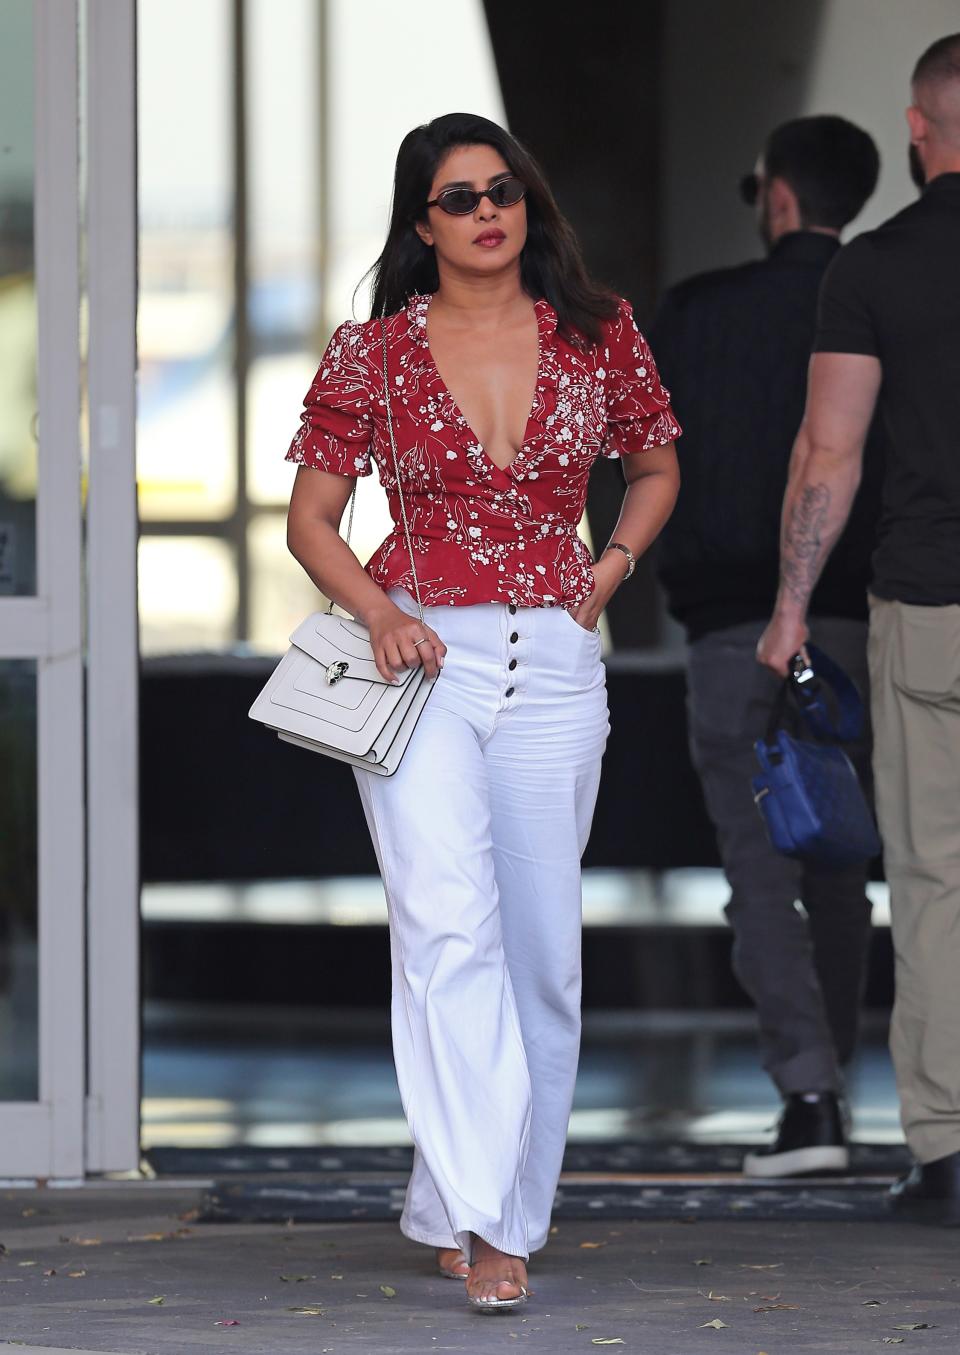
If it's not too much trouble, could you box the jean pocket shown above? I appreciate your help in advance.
[686,638,777,742]
[558,607,600,639]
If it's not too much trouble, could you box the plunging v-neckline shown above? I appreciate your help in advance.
[423,296,542,477]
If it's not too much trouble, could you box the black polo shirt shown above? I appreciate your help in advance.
[652,231,883,640]
[814,172,960,605]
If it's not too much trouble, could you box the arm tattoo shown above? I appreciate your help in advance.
[780,482,831,609]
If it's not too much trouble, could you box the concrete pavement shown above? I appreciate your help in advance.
[1,1181,958,1354]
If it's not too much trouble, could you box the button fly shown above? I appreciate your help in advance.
[508,659,517,671]
[510,631,519,644]
[505,687,515,698]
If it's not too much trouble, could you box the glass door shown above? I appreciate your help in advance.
[0,0,86,1177]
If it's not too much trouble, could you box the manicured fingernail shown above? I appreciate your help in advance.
[439,656,445,668]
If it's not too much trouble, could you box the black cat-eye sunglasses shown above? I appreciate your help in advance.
[425,175,526,216]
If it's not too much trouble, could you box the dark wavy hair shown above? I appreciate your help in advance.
[366,112,618,346]
[764,115,879,231]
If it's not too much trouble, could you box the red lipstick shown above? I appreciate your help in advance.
[473,228,506,247]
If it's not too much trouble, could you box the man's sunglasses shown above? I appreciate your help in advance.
[739,172,760,206]
[425,175,526,216]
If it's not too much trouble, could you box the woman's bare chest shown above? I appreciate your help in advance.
[427,318,540,472]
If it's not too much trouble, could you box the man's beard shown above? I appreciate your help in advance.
[909,142,926,189]
[759,192,774,250]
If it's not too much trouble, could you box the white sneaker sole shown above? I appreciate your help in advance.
[743,1144,850,1178]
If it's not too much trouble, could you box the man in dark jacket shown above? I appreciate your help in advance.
[653,116,883,1176]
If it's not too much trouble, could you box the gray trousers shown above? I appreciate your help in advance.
[686,617,874,1095]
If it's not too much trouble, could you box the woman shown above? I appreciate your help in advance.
[285,113,680,1312]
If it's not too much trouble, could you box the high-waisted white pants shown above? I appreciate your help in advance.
[353,590,610,1260]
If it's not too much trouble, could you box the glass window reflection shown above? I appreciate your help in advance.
[137,0,235,524]
[0,0,37,598]
[0,660,38,1101]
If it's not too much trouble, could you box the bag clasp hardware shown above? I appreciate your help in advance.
[325,660,349,686]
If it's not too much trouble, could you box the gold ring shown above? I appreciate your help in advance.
[413,637,429,647]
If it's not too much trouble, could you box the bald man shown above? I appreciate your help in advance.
[758,34,960,1223]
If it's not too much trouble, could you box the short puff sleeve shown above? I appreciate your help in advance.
[285,321,374,477]
[601,300,682,458]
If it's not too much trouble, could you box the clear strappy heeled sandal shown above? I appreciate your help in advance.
[436,1248,469,1280]
[467,1283,529,1313]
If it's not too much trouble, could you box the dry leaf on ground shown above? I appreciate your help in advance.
[287,1305,325,1316]
[893,1323,936,1330]
[380,1284,397,1298]
[591,1341,625,1347]
[147,1296,165,1305]
[280,1274,314,1282]
[580,1241,607,1249]
[753,1303,799,1313]
[67,1270,86,1278]
[699,1318,729,1329]
[694,1258,712,1266]
[882,1340,905,1346]
[214,1319,240,1326]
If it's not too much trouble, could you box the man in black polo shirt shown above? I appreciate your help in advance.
[654,115,882,1177]
[759,34,960,1221]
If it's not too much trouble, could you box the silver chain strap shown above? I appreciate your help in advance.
[327,316,425,626]
[380,317,426,624]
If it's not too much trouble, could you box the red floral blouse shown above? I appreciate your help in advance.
[286,293,680,609]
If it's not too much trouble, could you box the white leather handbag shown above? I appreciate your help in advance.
[248,318,435,776]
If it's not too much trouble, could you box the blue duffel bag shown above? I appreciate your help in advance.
[752,644,881,869]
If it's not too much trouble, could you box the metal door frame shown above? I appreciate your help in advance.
[83,0,140,1175]
[0,0,85,1179]
[0,0,140,1180]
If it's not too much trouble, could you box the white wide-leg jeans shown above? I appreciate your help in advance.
[353,591,610,1261]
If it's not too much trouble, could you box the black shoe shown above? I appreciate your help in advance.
[743,1093,849,1178]
[889,1150,960,1226]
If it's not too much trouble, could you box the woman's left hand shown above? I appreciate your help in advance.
[568,552,629,631]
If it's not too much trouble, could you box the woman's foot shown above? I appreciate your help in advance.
[436,1247,469,1279]
[466,1235,529,1310]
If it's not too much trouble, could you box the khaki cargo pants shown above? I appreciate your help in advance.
[869,595,960,1163]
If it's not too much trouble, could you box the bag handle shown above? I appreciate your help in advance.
[326,316,425,626]
[764,643,866,746]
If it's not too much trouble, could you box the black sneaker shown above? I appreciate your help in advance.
[743,1093,850,1178]
[889,1150,960,1226]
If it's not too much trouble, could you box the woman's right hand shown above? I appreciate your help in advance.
[366,600,446,683]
